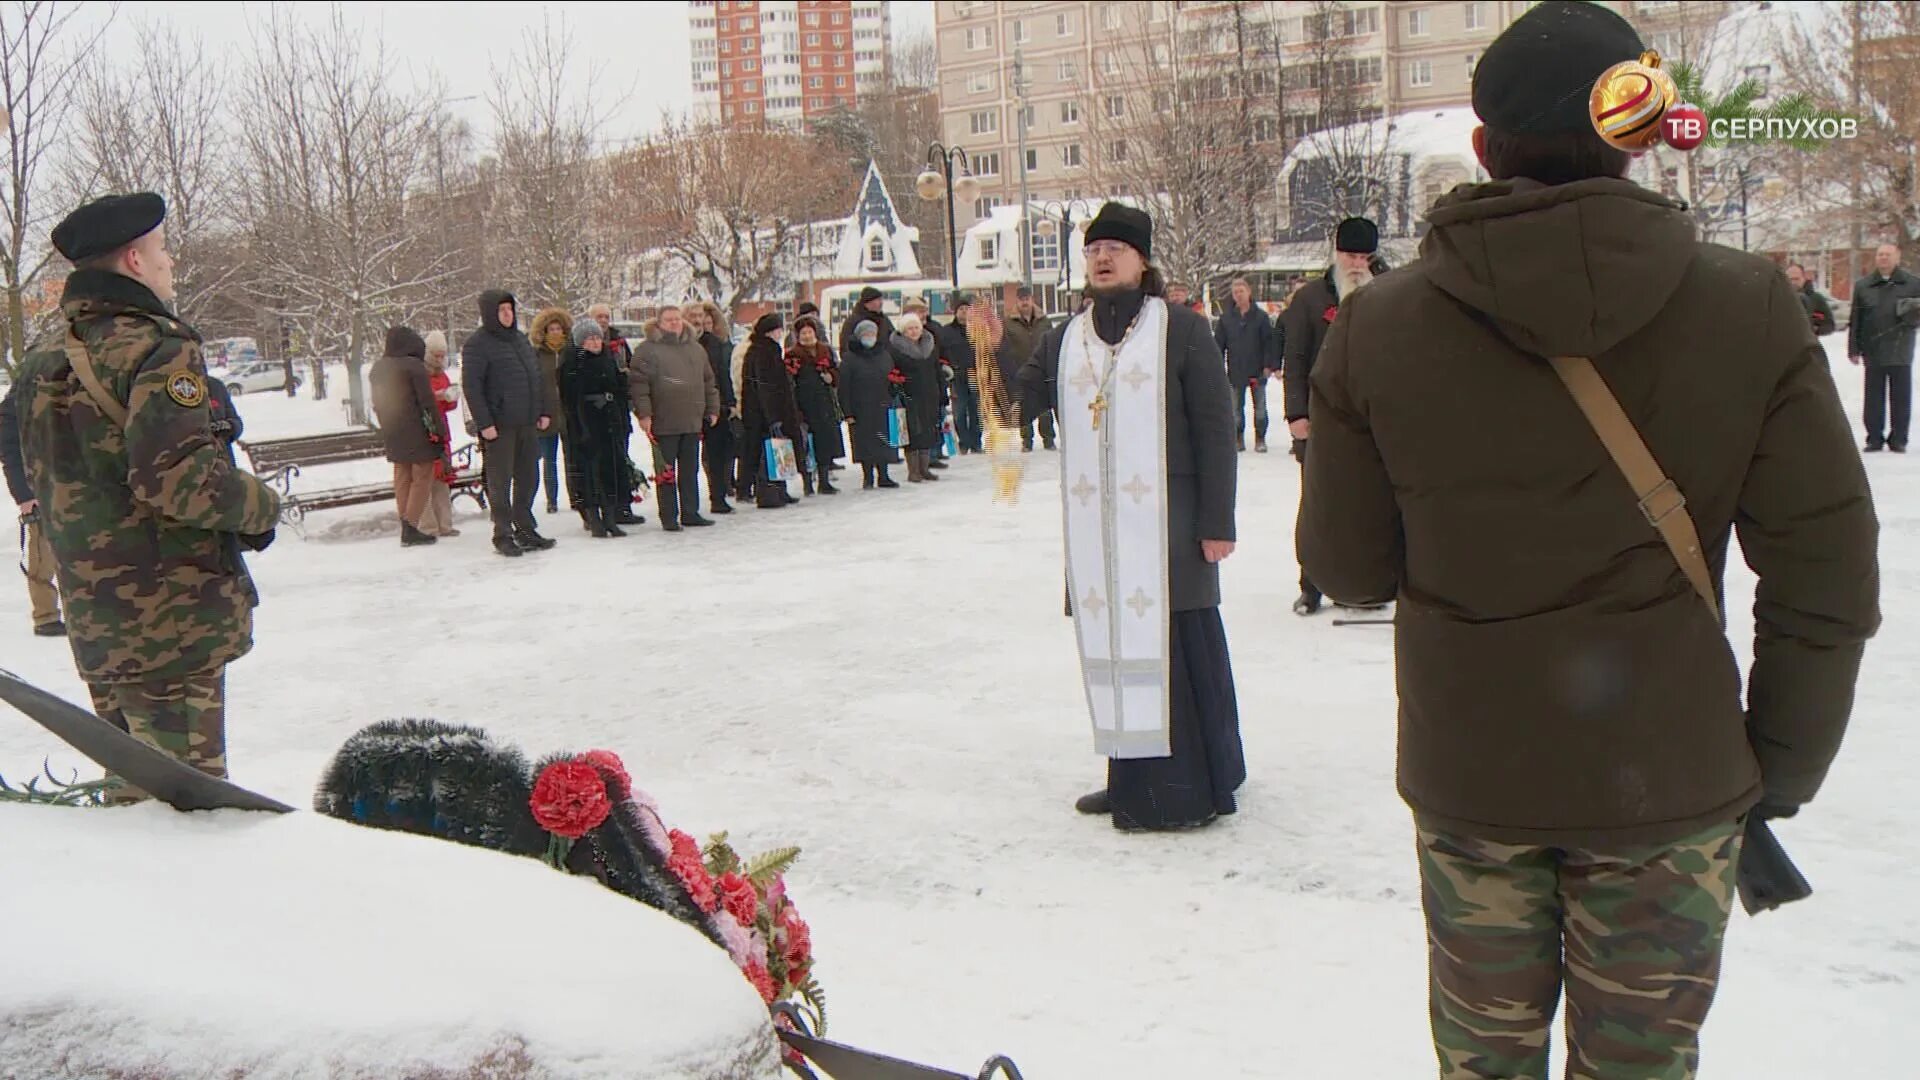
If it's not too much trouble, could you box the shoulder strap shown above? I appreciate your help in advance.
[1548,356,1719,621]
[64,328,129,429]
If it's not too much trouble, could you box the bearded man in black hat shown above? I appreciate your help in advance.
[1295,2,1878,1075]
[1280,214,1379,617]
[0,192,282,800]
[1016,203,1245,833]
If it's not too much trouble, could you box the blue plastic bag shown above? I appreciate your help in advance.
[765,437,797,481]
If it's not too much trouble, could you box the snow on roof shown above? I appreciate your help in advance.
[957,198,1138,288]
[0,803,782,1079]
[1281,106,1483,179]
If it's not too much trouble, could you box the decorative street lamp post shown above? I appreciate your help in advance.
[916,142,981,295]
[1035,198,1093,302]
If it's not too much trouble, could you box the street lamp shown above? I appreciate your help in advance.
[916,142,981,293]
[1035,198,1093,297]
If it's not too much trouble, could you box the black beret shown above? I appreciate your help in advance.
[1471,0,1645,134]
[1084,203,1152,260]
[51,192,166,262]
[1334,217,1378,255]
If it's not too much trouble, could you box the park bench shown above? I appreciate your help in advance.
[774,1004,1026,1080]
[240,429,486,528]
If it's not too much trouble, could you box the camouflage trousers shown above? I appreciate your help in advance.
[20,513,60,628]
[1417,818,1742,1080]
[87,671,228,801]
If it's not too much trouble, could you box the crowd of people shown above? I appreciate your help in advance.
[365,284,1093,556]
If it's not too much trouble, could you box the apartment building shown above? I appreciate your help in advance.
[690,0,891,127]
[935,1,1731,230]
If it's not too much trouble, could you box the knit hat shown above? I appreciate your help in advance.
[52,192,166,262]
[573,319,605,348]
[384,325,426,360]
[423,330,448,357]
[1334,217,1379,254]
[1084,203,1152,259]
[753,312,784,337]
[1472,0,1645,134]
[857,286,884,305]
[796,301,820,318]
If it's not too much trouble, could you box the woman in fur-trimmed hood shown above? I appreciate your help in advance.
[784,314,844,495]
[529,307,572,514]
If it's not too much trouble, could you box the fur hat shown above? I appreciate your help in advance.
[753,311,785,337]
[384,325,426,360]
[572,318,605,347]
[1472,0,1644,134]
[857,286,884,305]
[530,306,572,345]
[1334,217,1379,255]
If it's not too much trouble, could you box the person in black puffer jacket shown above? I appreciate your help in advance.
[460,288,558,556]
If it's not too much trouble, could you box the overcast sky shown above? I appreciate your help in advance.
[83,1,933,144]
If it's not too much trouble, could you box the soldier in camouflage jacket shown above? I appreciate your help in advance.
[0,193,282,794]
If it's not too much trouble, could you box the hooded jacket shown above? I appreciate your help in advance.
[460,289,553,431]
[529,307,572,437]
[1298,176,1880,848]
[631,321,720,437]
[370,327,440,465]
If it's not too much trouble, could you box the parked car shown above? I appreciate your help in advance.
[219,360,300,396]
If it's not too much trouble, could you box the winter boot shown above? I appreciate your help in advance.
[876,465,899,489]
[919,451,940,481]
[1292,593,1322,616]
[681,510,715,527]
[710,489,735,514]
[1255,436,1269,454]
[600,502,628,537]
[802,469,816,496]
[32,620,66,637]
[1074,789,1110,815]
[817,467,839,495]
[658,482,682,530]
[515,529,556,552]
[582,506,610,539]
[907,453,924,483]
[929,454,949,471]
[862,464,875,490]
[400,522,438,547]
[493,535,524,558]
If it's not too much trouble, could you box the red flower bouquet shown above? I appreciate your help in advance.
[1322,304,1339,324]
[886,368,907,387]
[704,833,827,1032]
[529,759,613,867]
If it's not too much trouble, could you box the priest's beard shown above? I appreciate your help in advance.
[1336,266,1374,296]
[1088,277,1144,299]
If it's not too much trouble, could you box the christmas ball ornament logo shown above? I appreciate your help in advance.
[1590,50,1679,151]
[1661,102,1709,151]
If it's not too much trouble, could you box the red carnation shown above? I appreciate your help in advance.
[578,749,631,798]
[668,828,719,913]
[745,959,779,1003]
[529,761,611,839]
[717,871,759,926]
[886,369,906,386]
[1322,304,1339,324]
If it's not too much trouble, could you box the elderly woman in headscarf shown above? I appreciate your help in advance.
[889,312,943,483]
[838,311,902,490]
[418,330,461,537]
[558,317,637,537]
[739,312,807,508]
[785,313,843,496]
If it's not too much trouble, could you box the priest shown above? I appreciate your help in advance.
[1016,203,1245,832]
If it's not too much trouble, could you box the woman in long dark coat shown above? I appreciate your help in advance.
[838,313,901,490]
[785,314,843,496]
[739,312,807,509]
[557,320,636,537]
[888,313,943,483]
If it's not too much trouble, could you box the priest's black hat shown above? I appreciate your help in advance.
[51,192,166,262]
[1334,217,1379,255]
[1084,203,1152,260]
[1471,0,1646,134]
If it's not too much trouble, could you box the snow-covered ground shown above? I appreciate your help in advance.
[3,337,1915,1076]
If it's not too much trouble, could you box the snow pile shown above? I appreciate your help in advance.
[0,803,781,1079]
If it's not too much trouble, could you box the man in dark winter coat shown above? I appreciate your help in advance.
[1281,215,1380,615]
[1298,5,1880,1074]
[588,303,642,523]
[1016,203,1244,834]
[1000,288,1055,451]
[370,326,442,548]
[938,292,983,454]
[1214,276,1279,453]
[839,286,893,356]
[695,302,739,514]
[461,289,558,557]
[632,304,721,532]
[1847,243,1920,451]
[1785,264,1836,338]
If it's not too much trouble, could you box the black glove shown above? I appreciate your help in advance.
[238,529,276,553]
[1290,437,1307,464]
[769,422,784,438]
[729,416,744,438]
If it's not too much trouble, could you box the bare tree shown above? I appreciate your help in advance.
[1773,2,1920,264]
[485,12,625,311]
[1083,3,1271,290]
[618,121,845,313]
[893,28,937,90]
[67,19,235,325]
[0,1,109,374]
[233,7,457,423]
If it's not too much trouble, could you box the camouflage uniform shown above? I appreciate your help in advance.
[3,268,281,792]
[1417,818,1743,1080]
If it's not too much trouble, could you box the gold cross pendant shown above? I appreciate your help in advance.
[1090,393,1108,431]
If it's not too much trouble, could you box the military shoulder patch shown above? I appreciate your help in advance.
[164,371,207,408]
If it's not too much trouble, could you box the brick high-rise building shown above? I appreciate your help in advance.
[689,0,892,127]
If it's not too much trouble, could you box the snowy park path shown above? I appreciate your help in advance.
[2,340,1913,1076]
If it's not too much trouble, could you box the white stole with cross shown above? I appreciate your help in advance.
[1058,297,1171,759]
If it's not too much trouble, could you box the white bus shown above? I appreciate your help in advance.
[816,279,959,331]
